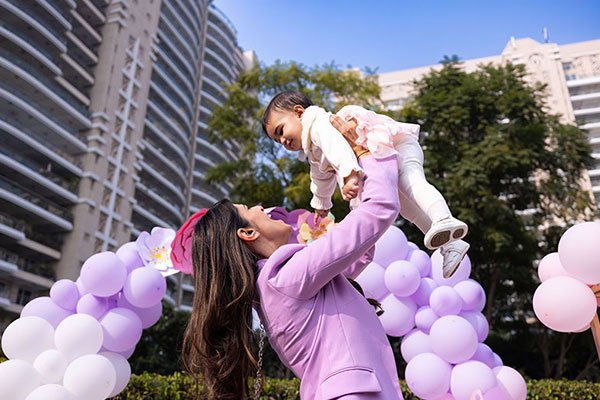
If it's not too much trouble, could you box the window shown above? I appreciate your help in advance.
[16,288,32,305]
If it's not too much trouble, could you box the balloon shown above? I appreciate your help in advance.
[415,306,438,333]
[0,359,42,400]
[537,252,568,282]
[75,278,88,296]
[493,366,527,400]
[385,260,421,297]
[355,262,389,300]
[80,251,127,297]
[122,267,166,308]
[373,226,409,266]
[63,354,116,400]
[1,316,55,363]
[471,343,496,368]
[454,279,486,312]
[460,311,490,342]
[405,352,452,399]
[430,316,478,364]
[117,295,163,329]
[100,307,143,352]
[558,221,600,284]
[401,329,432,363]
[33,349,68,384]
[116,241,144,273]
[412,278,438,306]
[21,296,72,328]
[76,294,109,319]
[430,286,463,316]
[532,276,596,332]
[99,352,131,397]
[49,280,79,311]
[451,361,497,400]
[25,384,76,400]
[431,251,471,286]
[482,386,511,400]
[492,353,504,368]
[408,249,432,277]
[379,295,417,337]
[55,314,104,361]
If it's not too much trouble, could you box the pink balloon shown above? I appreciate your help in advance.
[355,262,389,300]
[379,294,417,337]
[100,307,143,352]
[373,226,409,266]
[454,279,486,312]
[116,242,144,273]
[431,251,471,286]
[451,361,497,400]
[77,294,109,319]
[122,267,166,308]
[385,260,421,297]
[117,294,163,328]
[493,366,527,400]
[558,222,600,284]
[537,252,568,282]
[50,279,80,311]
[408,249,432,277]
[81,252,127,297]
[401,329,432,363]
[412,278,438,307]
[460,311,489,342]
[405,352,452,399]
[21,296,72,328]
[430,286,463,316]
[430,316,478,364]
[533,276,596,332]
[415,306,438,333]
[482,386,511,400]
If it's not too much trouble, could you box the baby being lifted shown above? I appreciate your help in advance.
[262,91,470,278]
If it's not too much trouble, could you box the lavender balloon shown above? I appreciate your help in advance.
[401,329,432,363]
[408,249,432,277]
[461,311,490,342]
[355,262,388,300]
[77,294,109,319]
[415,306,438,333]
[122,267,166,308]
[100,307,143,352]
[80,252,127,297]
[379,294,416,337]
[21,296,72,328]
[405,352,452,399]
[117,294,163,328]
[471,343,496,368]
[50,280,80,311]
[451,361,497,400]
[454,279,486,312]
[373,226,409,266]
[385,260,421,297]
[115,242,144,273]
[430,316,478,364]
[493,366,527,400]
[430,286,463,316]
[412,278,438,307]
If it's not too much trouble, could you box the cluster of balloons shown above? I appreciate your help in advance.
[0,239,167,400]
[355,226,527,400]
[533,221,600,333]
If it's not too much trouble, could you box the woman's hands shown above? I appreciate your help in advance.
[329,114,370,160]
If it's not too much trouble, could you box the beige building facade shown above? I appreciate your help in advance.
[379,38,600,210]
[0,0,250,329]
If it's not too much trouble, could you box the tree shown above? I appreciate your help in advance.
[397,61,595,379]
[207,61,381,217]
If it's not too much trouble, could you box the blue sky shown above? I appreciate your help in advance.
[214,0,600,73]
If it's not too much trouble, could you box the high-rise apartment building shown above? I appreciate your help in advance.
[0,0,251,329]
[379,38,600,210]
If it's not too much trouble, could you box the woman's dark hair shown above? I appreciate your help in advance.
[181,199,260,400]
[261,91,313,135]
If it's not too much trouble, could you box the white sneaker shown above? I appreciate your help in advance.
[424,216,468,250]
[441,240,470,278]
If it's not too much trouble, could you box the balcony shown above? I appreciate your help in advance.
[0,247,55,281]
[2,0,67,48]
[146,100,190,150]
[143,118,189,169]
[141,138,187,184]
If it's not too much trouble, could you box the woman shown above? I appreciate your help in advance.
[176,116,404,399]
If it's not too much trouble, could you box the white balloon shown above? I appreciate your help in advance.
[1,317,55,363]
[33,349,68,384]
[63,355,116,400]
[99,352,132,397]
[25,384,76,400]
[0,359,42,400]
[55,314,103,361]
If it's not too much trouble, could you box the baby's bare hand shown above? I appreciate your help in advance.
[342,179,360,201]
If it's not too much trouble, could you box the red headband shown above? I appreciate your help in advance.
[170,208,208,275]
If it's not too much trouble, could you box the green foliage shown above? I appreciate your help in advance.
[207,60,381,213]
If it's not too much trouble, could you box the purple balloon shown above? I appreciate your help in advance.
[415,306,439,333]
[117,294,163,329]
[471,343,496,368]
[408,249,432,277]
[430,316,478,364]
[482,386,511,400]
[101,345,136,359]
[451,361,497,400]
[373,226,409,266]
[122,267,166,308]
[411,278,438,307]
[116,242,144,273]
[492,353,503,367]
[80,252,127,297]
[461,311,490,342]
[50,280,80,311]
[384,260,421,297]
[401,329,432,363]
[405,352,452,399]
[76,278,88,296]
[77,294,109,319]
[355,262,388,301]
[454,279,486,312]
[430,286,463,317]
[379,295,417,337]
[100,307,143,352]
[431,251,472,286]
[21,296,73,328]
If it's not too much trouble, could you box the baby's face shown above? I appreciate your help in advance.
[265,108,304,152]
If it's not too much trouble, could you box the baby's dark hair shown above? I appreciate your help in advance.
[262,91,313,135]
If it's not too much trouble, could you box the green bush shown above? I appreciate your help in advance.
[112,373,600,400]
